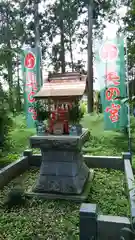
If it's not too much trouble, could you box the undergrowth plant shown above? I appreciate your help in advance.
[0,84,12,154]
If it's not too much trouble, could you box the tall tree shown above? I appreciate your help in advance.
[64,0,79,71]
[122,0,135,97]
[44,0,67,73]
[44,0,114,73]
[0,0,24,113]
[20,0,49,56]
[124,0,135,69]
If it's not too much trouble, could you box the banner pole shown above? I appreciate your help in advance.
[125,35,132,156]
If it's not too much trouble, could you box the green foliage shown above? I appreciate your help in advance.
[7,128,35,154]
[119,96,135,106]
[0,47,23,66]
[3,187,26,210]
[82,114,135,165]
[12,114,27,129]
[0,0,115,115]
[43,0,114,71]
[0,114,35,163]
[0,0,25,113]
[0,114,131,239]
[123,0,135,70]
[0,1,25,59]
[0,83,12,152]
[3,111,135,164]
[89,169,129,217]
[0,167,129,239]
[69,100,85,124]
[33,100,49,122]
[2,111,135,166]
[0,112,12,151]
[80,100,87,114]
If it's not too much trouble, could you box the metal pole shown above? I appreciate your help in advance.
[125,36,132,156]
[87,0,93,113]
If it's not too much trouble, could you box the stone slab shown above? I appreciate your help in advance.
[25,170,94,202]
[80,203,98,240]
[30,128,89,151]
[0,156,29,189]
[97,215,131,240]
[84,155,124,171]
[124,159,135,219]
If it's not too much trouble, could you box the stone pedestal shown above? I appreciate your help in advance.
[29,129,91,199]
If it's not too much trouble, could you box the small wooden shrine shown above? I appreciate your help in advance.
[30,72,91,200]
[34,72,86,135]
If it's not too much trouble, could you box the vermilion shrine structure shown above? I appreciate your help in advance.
[35,72,86,135]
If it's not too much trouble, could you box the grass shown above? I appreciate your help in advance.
[0,113,133,239]
[82,114,135,165]
[0,114,36,165]
[2,113,135,164]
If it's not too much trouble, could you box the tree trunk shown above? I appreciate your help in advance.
[87,0,94,113]
[16,54,22,112]
[60,20,65,73]
[7,62,14,113]
[7,43,14,113]
[5,7,14,113]
[59,0,65,73]
[34,0,40,47]
[69,33,74,71]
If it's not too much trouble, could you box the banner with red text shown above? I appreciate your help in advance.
[21,47,42,128]
[95,37,128,130]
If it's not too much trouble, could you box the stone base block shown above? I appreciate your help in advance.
[33,162,89,194]
[25,170,94,202]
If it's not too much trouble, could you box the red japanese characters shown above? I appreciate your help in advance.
[24,52,36,69]
[105,77,121,123]
[106,103,120,123]
[26,72,37,91]
[105,75,121,122]
[106,71,120,86]
[105,87,120,101]
[25,59,37,120]
[101,42,121,123]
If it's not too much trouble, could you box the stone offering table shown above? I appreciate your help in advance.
[29,129,92,200]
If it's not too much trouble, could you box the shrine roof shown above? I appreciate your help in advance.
[34,72,86,98]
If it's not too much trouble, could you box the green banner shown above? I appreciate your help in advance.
[95,37,128,130]
[21,47,42,128]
